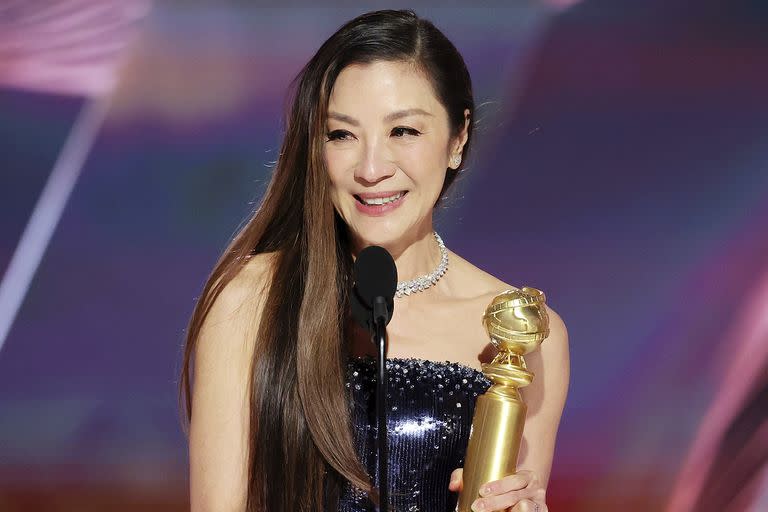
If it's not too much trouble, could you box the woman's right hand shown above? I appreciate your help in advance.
[449,467,548,512]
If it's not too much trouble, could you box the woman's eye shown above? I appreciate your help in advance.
[391,126,421,137]
[326,130,352,141]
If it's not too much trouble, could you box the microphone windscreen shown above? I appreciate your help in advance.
[353,245,397,307]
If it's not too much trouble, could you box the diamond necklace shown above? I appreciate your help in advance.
[395,231,448,298]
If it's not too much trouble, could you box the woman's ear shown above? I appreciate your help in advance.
[449,109,471,168]
[455,108,471,153]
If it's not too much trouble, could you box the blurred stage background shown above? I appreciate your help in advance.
[1,1,767,511]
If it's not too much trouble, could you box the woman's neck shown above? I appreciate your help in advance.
[390,229,442,283]
[350,224,442,284]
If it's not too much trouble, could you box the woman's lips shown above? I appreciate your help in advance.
[353,191,408,217]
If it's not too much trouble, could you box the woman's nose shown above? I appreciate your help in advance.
[354,142,395,184]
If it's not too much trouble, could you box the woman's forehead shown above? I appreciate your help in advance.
[327,61,444,120]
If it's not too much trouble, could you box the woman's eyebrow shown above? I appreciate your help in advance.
[327,112,359,126]
[327,108,433,126]
[384,108,433,122]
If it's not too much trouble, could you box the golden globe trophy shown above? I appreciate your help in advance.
[457,287,550,512]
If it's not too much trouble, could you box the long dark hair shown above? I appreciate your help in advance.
[179,9,475,511]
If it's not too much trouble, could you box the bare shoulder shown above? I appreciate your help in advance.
[448,248,567,320]
[446,248,569,357]
[445,249,512,299]
[189,250,278,512]
[192,247,279,398]
[194,251,278,377]
[543,303,568,348]
[193,250,279,387]
[209,251,277,317]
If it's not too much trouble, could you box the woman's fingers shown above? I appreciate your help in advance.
[479,470,534,496]
[469,469,547,512]
[470,487,539,511]
[510,498,547,512]
[449,467,463,492]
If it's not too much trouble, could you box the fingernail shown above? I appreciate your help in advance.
[471,499,485,511]
[479,485,491,496]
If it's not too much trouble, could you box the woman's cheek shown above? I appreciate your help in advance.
[324,153,347,188]
[403,149,445,188]
[396,146,427,179]
[326,151,357,182]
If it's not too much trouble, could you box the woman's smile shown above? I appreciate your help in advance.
[353,190,409,216]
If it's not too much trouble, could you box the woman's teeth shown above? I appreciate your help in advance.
[358,192,405,205]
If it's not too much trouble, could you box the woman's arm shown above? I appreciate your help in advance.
[188,253,274,512]
[516,304,570,488]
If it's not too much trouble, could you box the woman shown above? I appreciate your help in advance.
[180,9,569,512]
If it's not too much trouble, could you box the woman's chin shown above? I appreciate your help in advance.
[349,227,406,253]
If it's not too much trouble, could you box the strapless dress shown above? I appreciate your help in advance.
[333,356,492,512]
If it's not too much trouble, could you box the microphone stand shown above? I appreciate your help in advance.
[372,296,389,512]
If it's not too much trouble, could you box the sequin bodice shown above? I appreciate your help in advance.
[336,357,492,512]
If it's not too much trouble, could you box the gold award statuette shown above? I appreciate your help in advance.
[457,287,550,512]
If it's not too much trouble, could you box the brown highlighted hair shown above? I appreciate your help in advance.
[179,9,474,511]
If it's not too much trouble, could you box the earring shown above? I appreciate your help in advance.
[451,155,461,168]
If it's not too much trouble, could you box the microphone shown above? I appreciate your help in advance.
[350,245,397,512]
[351,245,397,332]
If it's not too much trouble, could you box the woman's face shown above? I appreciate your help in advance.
[323,60,468,251]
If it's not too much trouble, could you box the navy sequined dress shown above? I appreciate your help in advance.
[336,356,492,512]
